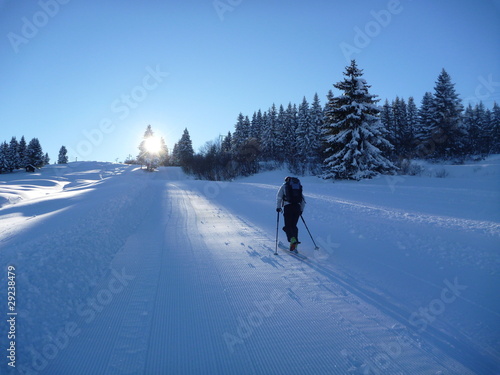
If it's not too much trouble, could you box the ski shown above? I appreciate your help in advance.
[277,241,308,260]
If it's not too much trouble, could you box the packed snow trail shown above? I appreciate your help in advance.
[0,162,497,374]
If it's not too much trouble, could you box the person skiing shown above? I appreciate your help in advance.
[276,177,306,251]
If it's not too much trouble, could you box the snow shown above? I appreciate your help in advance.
[0,158,499,374]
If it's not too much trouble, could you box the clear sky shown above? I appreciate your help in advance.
[1,0,499,163]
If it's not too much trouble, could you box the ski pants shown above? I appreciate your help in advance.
[282,203,301,242]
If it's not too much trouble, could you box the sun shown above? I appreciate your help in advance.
[144,136,162,154]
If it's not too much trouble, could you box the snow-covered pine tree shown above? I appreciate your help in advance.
[322,60,396,180]
[26,138,44,168]
[415,92,435,158]
[381,99,396,158]
[294,97,312,174]
[406,96,419,157]
[137,125,162,171]
[18,136,27,168]
[491,102,500,154]
[250,110,264,141]
[0,142,8,173]
[221,131,232,153]
[393,97,414,159]
[159,137,169,166]
[273,104,287,164]
[171,143,180,166]
[177,128,194,168]
[260,107,275,161]
[428,69,465,159]
[44,153,50,165]
[7,137,20,172]
[232,113,248,151]
[474,102,491,155]
[58,146,69,164]
[282,103,298,164]
[309,93,325,172]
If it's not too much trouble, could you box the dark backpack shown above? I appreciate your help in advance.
[284,177,303,204]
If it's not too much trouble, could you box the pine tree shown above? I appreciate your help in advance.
[159,137,169,166]
[250,110,264,140]
[322,60,396,180]
[406,97,419,157]
[221,131,232,153]
[474,102,490,155]
[171,143,180,166]
[26,138,44,168]
[274,105,288,164]
[58,146,69,164]
[283,103,298,163]
[260,106,277,161]
[416,92,435,158]
[232,113,248,151]
[491,102,500,154]
[18,136,27,168]
[44,153,50,165]
[0,142,8,173]
[309,93,325,171]
[7,137,20,172]
[294,97,311,174]
[137,125,161,171]
[428,69,465,159]
[177,128,194,168]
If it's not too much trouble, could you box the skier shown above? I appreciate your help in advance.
[276,177,306,251]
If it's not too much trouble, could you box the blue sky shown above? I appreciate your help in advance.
[1,0,499,163]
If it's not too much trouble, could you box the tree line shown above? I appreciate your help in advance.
[0,136,69,174]
[172,61,499,180]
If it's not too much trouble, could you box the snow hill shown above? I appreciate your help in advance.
[0,158,499,375]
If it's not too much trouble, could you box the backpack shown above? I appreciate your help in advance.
[284,177,303,204]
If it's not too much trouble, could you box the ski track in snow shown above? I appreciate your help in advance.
[0,162,498,374]
[243,182,500,237]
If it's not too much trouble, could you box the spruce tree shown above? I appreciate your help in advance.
[295,97,311,174]
[26,138,44,168]
[322,60,396,180]
[428,69,465,159]
[18,136,27,168]
[416,92,435,158]
[159,137,169,166]
[177,128,194,168]
[58,146,69,164]
[7,137,20,172]
[232,113,248,151]
[309,93,325,171]
[137,125,161,171]
[0,142,8,173]
[491,102,500,154]
[171,143,180,166]
[406,97,419,157]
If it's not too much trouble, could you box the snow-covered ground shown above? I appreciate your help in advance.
[0,157,498,374]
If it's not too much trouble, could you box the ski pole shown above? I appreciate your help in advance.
[274,211,280,255]
[300,215,319,250]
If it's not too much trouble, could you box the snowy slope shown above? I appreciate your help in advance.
[0,158,499,374]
